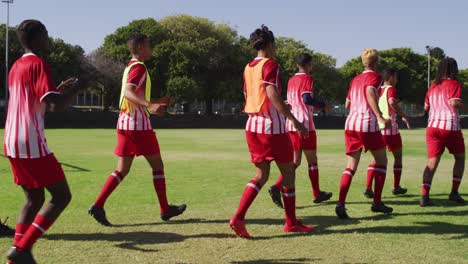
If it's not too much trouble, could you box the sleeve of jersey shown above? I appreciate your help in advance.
[424,90,430,106]
[301,76,314,96]
[262,60,279,87]
[346,81,352,101]
[36,61,58,102]
[368,74,382,89]
[448,82,462,101]
[127,64,146,87]
[387,87,398,102]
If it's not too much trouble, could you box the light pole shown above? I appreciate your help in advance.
[2,0,13,109]
[425,45,431,90]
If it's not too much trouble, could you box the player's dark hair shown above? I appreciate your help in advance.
[127,34,149,54]
[16,19,48,50]
[295,53,312,67]
[435,57,458,85]
[250,25,275,51]
[382,68,398,82]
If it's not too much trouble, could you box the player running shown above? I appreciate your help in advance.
[364,69,410,198]
[420,57,465,206]
[4,20,78,263]
[269,53,332,208]
[229,25,314,238]
[336,48,393,219]
[88,34,186,226]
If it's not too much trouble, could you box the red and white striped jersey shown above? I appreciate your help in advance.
[425,79,461,131]
[286,73,315,132]
[244,58,286,134]
[117,59,152,131]
[379,85,399,136]
[345,70,382,132]
[4,53,58,159]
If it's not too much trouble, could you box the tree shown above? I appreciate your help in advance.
[458,69,468,105]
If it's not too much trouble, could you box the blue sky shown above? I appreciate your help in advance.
[2,0,467,68]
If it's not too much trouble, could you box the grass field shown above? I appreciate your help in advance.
[0,129,467,264]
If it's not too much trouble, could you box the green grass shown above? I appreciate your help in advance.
[0,129,467,264]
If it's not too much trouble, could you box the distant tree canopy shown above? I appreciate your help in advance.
[1,18,465,111]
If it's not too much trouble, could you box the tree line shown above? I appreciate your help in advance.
[1,15,467,113]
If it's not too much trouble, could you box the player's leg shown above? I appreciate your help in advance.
[449,152,465,204]
[9,180,71,262]
[391,147,407,195]
[269,149,300,209]
[145,154,186,221]
[336,150,361,219]
[364,160,376,198]
[89,156,134,226]
[304,149,332,203]
[276,161,314,233]
[13,187,45,246]
[230,162,270,238]
[420,156,441,206]
[369,148,392,213]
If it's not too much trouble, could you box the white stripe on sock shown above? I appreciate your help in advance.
[343,171,353,177]
[153,175,165,180]
[453,177,462,182]
[32,223,45,233]
[309,166,318,170]
[282,192,296,197]
[246,183,259,192]
[111,172,121,183]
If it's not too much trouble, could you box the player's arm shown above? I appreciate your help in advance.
[266,85,308,137]
[366,86,387,126]
[450,99,466,111]
[124,84,166,114]
[302,93,326,108]
[345,99,351,109]
[389,98,411,129]
[43,78,79,112]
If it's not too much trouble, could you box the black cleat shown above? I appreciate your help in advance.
[268,186,283,208]
[335,203,350,219]
[313,191,333,204]
[392,186,408,195]
[88,205,112,226]
[363,189,374,199]
[420,195,435,207]
[6,247,37,264]
[161,204,187,221]
[0,217,15,237]
[449,191,465,205]
[371,203,393,214]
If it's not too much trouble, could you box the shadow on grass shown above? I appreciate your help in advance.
[0,154,90,172]
[44,231,234,252]
[230,258,321,264]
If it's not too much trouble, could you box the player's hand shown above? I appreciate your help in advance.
[57,78,78,92]
[148,102,167,115]
[378,116,390,130]
[293,120,309,138]
[155,96,172,106]
[402,117,411,129]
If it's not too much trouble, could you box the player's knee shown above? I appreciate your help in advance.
[26,196,45,210]
[119,168,130,177]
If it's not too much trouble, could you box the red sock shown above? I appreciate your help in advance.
[422,181,431,196]
[366,164,375,190]
[338,168,355,205]
[13,223,30,246]
[373,165,387,205]
[16,215,53,250]
[308,163,320,198]
[452,175,462,192]
[273,175,283,190]
[153,170,170,214]
[233,180,262,221]
[282,187,296,226]
[394,164,402,189]
[95,170,125,208]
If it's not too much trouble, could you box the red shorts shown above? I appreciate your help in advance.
[426,128,465,158]
[289,131,317,151]
[382,134,403,152]
[245,131,293,163]
[8,154,65,189]
[345,130,385,154]
[114,130,160,157]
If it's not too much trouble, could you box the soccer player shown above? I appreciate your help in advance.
[364,69,411,198]
[268,53,332,208]
[335,48,393,219]
[88,34,186,226]
[420,57,465,206]
[229,25,314,238]
[4,19,78,263]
